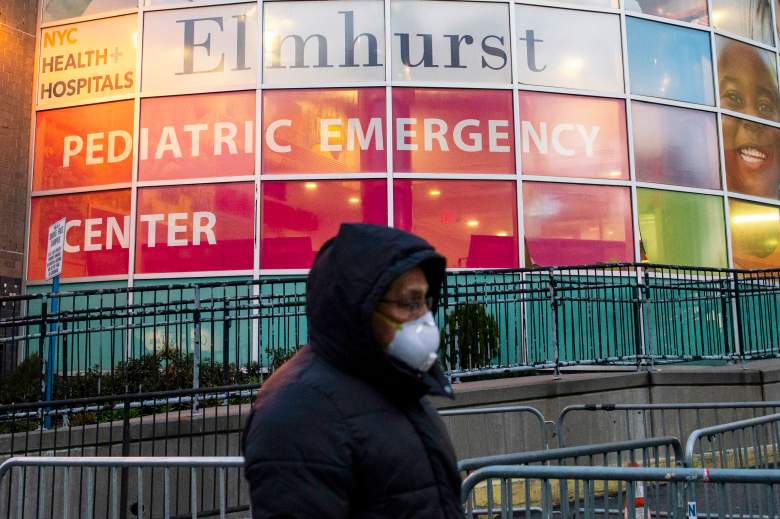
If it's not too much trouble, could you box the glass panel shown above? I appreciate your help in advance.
[393,180,518,268]
[625,0,709,25]
[518,91,629,180]
[27,190,131,281]
[139,91,255,181]
[729,198,780,268]
[547,0,618,7]
[723,114,780,200]
[263,1,384,85]
[637,188,727,267]
[135,183,255,274]
[716,36,780,123]
[632,101,721,189]
[39,15,137,109]
[523,183,634,267]
[261,180,387,269]
[42,0,137,24]
[711,0,774,45]
[142,4,258,93]
[515,5,624,93]
[262,88,386,174]
[34,101,134,192]
[392,88,515,173]
[391,0,511,84]
[627,17,715,105]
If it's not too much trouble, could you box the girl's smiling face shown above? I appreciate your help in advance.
[719,41,780,199]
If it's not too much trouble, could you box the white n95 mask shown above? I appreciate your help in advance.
[385,311,440,372]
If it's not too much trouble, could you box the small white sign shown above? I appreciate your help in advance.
[45,218,67,280]
[687,501,697,519]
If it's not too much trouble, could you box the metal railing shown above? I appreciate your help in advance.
[461,464,780,519]
[685,412,780,469]
[556,401,780,448]
[458,436,684,473]
[439,405,551,453]
[1,263,778,400]
[0,456,246,519]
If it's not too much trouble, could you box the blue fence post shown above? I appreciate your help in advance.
[43,275,60,429]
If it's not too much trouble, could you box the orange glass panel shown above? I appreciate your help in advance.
[262,88,386,174]
[523,182,634,266]
[518,91,628,179]
[139,91,256,181]
[393,180,518,268]
[729,198,780,269]
[28,190,131,281]
[261,180,388,269]
[33,101,134,192]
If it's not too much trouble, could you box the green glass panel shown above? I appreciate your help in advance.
[637,189,727,267]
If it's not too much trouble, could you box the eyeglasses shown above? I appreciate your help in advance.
[379,295,435,318]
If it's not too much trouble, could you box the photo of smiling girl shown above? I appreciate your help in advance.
[718,36,780,201]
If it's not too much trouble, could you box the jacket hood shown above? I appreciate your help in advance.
[306,223,453,402]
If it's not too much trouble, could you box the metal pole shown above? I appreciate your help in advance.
[44,276,60,429]
[548,271,560,379]
[192,287,201,415]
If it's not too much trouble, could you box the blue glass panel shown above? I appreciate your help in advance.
[627,17,715,105]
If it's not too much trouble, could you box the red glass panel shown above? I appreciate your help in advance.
[139,91,256,181]
[34,101,134,192]
[518,91,629,180]
[393,180,518,268]
[28,190,131,280]
[392,88,515,173]
[523,182,634,266]
[135,183,255,274]
[261,180,388,269]
[262,88,386,174]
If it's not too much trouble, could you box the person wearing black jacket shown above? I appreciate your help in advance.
[242,223,463,518]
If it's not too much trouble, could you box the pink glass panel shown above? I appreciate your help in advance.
[393,180,518,268]
[633,101,721,189]
[523,182,634,266]
[518,91,629,179]
[139,91,256,181]
[135,183,255,274]
[261,180,388,269]
[392,88,515,173]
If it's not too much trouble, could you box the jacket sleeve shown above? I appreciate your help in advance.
[243,382,354,519]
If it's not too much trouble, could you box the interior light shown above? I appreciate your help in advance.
[428,189,441,197]
[348,196,361,205]
[561,57,584,77]
[607,170,623,178]
[712,9,725,25]
[496,231,508,237]
[732,213,780,224]
[304,182,318,190]
[467,220,479,228]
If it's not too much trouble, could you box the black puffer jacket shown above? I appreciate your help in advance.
[243,223,463,518]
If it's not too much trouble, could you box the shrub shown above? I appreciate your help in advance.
[0,354,43,404]
[442,303,499,371]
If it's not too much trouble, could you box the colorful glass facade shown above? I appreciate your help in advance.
[26,0,780,284]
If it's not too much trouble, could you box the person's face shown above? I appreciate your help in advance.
[720,43,780,198]
[719,43,779,121]
[371,267,430,350]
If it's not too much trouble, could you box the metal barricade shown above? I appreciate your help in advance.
[439,405,551,454]
[459,436,684,473]
[685,412,780,469]
[556,401,780,448]
[0,456,246,519]
[461,464,780,519]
